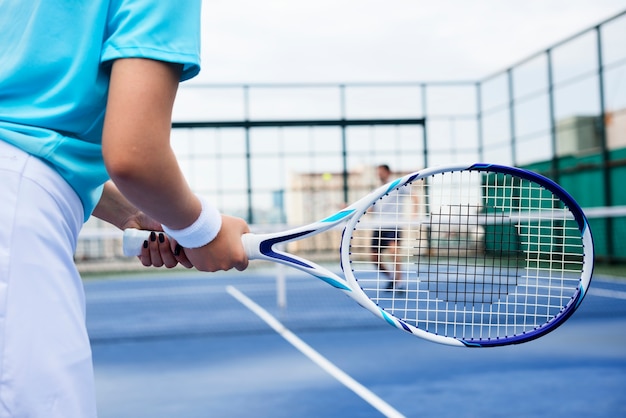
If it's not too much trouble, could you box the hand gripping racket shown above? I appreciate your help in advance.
[123,164,594,347]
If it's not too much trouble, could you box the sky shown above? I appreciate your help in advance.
[193,0,626,84]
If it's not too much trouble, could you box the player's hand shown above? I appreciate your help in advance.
[183,215,250,272]
[137,230,193,269]
[122,212,193,269]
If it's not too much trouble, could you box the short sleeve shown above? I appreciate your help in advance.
[101,0,201,81]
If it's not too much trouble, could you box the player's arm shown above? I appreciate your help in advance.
[101,58,249,272]
[92,181,157,231]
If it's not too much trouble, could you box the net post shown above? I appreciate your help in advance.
[276,243,287,309]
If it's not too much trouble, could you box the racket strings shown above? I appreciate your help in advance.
[348,170,585,342]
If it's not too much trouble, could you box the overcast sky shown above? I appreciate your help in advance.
[193,0,626,84]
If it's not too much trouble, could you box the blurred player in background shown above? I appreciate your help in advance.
[369,164,406,289]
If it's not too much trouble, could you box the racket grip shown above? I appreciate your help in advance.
[241,233,262,260]
[122,228,151,257]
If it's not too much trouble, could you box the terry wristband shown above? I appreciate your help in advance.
[162,195,222,248]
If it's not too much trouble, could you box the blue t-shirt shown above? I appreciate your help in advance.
[0,0,201,220]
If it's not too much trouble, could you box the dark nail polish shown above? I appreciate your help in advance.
[158,233,165,243]
[174,244,182,256]
[143,240,149,249]
[150,231,156,242]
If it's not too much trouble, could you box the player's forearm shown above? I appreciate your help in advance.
[92,179,187,233]
[105,150,201,231]
[91,181,139,229]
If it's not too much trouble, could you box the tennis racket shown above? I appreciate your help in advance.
[123,164,594,347]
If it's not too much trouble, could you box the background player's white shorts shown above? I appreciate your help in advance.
[0,140,97,418]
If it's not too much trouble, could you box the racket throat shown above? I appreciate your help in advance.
[256,230,316,268]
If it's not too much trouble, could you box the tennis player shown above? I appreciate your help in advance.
[0,2,249,417]
[370,164,414,289]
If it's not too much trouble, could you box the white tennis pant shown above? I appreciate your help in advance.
[0,140,96,418]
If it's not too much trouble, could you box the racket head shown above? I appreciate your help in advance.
[339,164,594,347]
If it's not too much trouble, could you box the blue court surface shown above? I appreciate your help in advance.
[86,268,626,418]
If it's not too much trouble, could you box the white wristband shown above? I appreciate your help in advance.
[162,195,222,248]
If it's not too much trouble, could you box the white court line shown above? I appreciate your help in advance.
[226,285,405,418]
[588,287,626,300]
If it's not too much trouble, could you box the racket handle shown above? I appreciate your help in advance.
[241,233,262,260]
[122,228,151,257]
